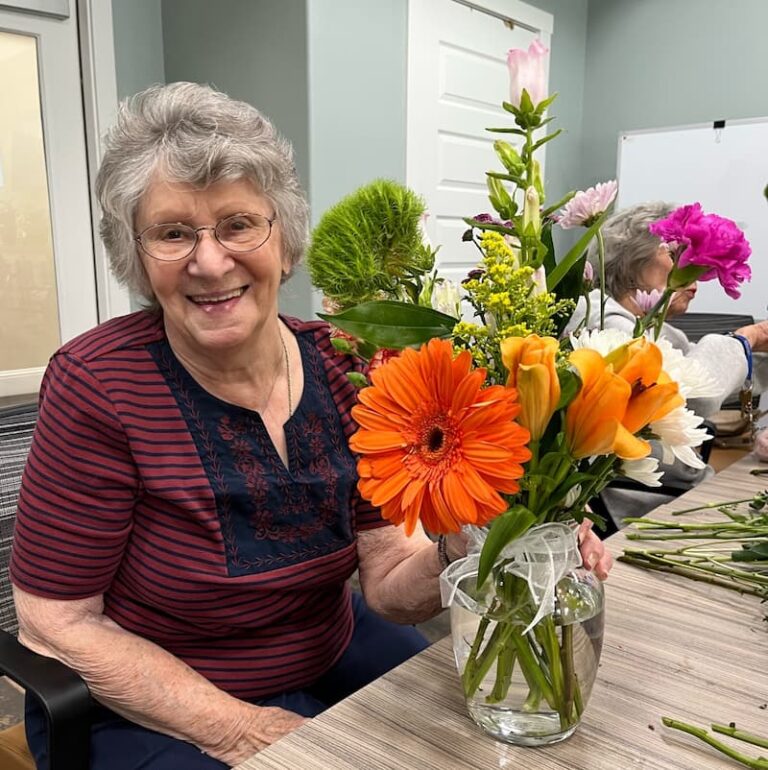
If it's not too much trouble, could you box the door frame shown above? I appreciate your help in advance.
[0,0,128,398]
[78,0,131,321]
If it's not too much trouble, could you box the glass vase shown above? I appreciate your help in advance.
[449,563,604,746]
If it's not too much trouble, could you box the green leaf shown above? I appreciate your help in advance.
[546,209,610,291]
[533,93,558,114]
[318,301,457,349]
[518,89,535,115]
[542,191,576,219]
[541,221,556,276]
[463,217,517,237]
[556,367,582,410]
[476,506,537,589]
[731,541,768,561]
[531,129,563,153]
[331,337,355,354]
[668,263,707,289]
[486,171,525,185]
[486,127,528,136]
[346,372,369,388]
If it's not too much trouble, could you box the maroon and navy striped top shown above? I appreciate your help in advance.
[10,311,387,698]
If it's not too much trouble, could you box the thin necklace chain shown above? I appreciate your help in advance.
[279,325,293,418]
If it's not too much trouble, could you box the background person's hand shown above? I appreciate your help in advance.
[577,519,613,580]
[754,427,768,462]
[735,320,768,353]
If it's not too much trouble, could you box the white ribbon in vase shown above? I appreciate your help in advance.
[439,522,581,635]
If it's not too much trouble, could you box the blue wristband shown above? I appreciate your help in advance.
[728,332,753,383]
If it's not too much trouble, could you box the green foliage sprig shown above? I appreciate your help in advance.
[307,179,436,308]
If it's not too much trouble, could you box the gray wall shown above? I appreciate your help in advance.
[583,0,768,187]
[160,0,312,317]
[306,0,408,224]
[524,0,589,206]
[112,0,165,100]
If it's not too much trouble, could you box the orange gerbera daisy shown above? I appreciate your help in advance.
[350,338,531,536]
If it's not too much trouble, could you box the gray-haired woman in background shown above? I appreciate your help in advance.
[568,201,768,419]
[567,202,768,525]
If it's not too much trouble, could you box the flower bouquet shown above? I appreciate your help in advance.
[307,39,750,746]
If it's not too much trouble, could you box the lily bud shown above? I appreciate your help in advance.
[522,186,541,236]
[494,141,524,176]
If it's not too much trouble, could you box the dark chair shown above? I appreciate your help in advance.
[0,403,92,770]
[665,311,755,343]
[590,419,717,539]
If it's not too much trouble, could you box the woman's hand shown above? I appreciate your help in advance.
[217,705,309,765]
[447,522,612,581]
[577,519,613,580]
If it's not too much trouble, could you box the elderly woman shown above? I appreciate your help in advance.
[11,83,610,770]
[568,201,768,419]
[567,202,768,525]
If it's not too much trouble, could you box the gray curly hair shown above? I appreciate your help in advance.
[96,82,309,302]
[586,201,675,300]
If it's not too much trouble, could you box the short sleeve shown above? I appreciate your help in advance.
[10,353,139,599]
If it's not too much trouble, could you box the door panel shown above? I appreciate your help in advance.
[407,0,552,278]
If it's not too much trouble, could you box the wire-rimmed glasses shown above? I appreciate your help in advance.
[135,212,277,261]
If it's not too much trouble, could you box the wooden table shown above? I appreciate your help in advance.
[235,456,768,769]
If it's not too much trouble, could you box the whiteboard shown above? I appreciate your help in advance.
[616,118,768,319]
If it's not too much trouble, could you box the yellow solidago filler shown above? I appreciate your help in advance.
[454,230,574,383]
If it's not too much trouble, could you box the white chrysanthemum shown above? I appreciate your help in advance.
[653,338,719,399]
[620,457,663,487]
[651,406,710,469]
[569,327,632,357]
[431,280,462,318]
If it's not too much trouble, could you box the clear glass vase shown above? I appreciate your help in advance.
[449,565,604,746]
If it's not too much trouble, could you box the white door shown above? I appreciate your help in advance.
[0,2,99,397]
[406,0,553,287]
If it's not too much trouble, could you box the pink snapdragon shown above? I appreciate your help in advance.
[649,203,751,299]
[558,181,618,229]
[507,40,549,108]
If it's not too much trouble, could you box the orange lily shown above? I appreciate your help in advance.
[609,338,684,433]
[565,349,649,460]
[500,335,561,441]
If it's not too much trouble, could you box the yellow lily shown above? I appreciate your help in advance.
[501,335,561,441]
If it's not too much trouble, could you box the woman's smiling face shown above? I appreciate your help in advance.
[135,177,287,359]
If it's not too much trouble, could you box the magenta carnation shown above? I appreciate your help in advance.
[649,203,751,299]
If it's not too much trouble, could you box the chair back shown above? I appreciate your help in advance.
[0,404,37,636]
[665,312,755,343]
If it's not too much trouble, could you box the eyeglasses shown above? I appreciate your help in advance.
[135,212,277,262]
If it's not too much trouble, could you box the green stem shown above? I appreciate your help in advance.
[711,723,768,750]
[596,229,606,331]
[511,631,557,709]
[560,623,576,723]
[670,498,760,516]
[617,554,766,597]
[488,643,517,704]
[462,621,514,698]
[662,718,768,769]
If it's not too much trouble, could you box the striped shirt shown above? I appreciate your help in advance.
[10,311,387,698]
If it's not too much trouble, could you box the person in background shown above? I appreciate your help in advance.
[10,83,611,770]
[566,201,768,526]
[569,201,768,418]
